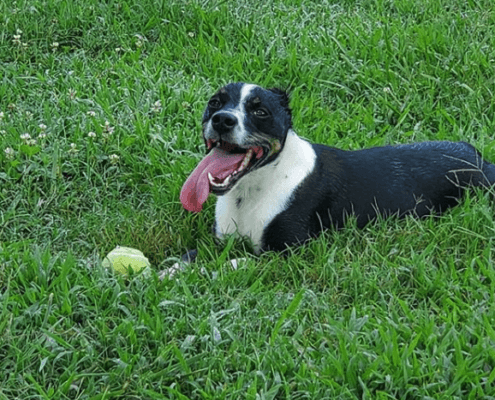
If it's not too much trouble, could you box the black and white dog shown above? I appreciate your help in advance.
[180,82,495,254]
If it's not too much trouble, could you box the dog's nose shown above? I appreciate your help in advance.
[211,112,238,134]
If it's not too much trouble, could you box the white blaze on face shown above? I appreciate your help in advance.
[228,83,257,143]
[231,83,257,143]
[239,83,257,104]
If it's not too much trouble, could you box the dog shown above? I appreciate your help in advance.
[180,82,495,254]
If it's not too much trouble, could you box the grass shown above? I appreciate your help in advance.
[1,0,495,398]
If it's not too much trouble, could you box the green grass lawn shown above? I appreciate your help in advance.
[2,0,495,398]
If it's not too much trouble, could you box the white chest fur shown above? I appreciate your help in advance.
[214,130,316,253]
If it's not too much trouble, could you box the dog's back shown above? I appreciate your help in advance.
[261,140,495,251]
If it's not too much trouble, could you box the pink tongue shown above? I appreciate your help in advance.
[180,147,245,212]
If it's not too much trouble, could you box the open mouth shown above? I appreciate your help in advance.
[205,139,264,194]
[180,136,282,212]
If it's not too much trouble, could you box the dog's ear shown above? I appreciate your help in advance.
[269,87,290,109]
[269,87,292,129]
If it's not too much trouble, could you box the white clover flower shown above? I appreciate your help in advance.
[68,144,78,157]
[20,133,31,141]
[134,34,145,47]
[101,121,114,138]
[13,35,21,45]
[68,143,79,156]
[51,42,59,51]
[88,131,96,138]
[4,147,15,160]
[152,100,162,113]
[38,133,47,139]
[27,138,37,146]
[188,32,195,38]
[86,110,96,117]
[16,29,22,35]
[109,154,120,164]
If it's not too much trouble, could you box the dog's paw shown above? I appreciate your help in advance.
[158,262,185,280]
[158,249,198,280]
[181,249,198,263]
[158,252,247,280]
[228,258,247,270]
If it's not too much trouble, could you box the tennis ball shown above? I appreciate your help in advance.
[102,246,150,275]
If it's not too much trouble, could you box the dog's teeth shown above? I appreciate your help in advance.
[208,172,231,188]
[215,175,231,187]
[237,148,253,173]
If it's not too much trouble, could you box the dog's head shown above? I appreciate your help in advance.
[202,83,292,193]
[180,83,292,212]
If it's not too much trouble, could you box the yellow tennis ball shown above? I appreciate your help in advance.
[102,246,150,275]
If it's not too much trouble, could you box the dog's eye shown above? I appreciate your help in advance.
[252,108,268,117]
[208,99,222,109]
